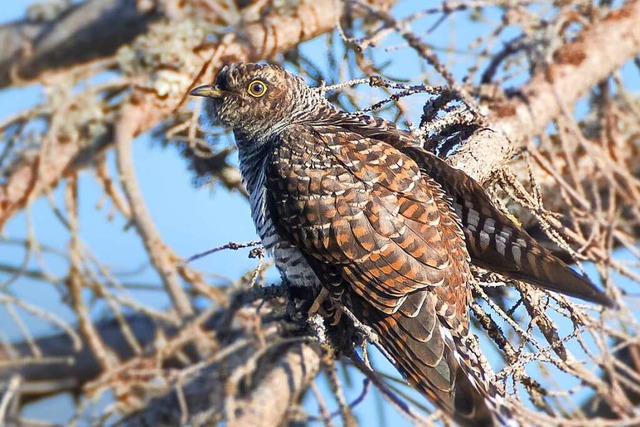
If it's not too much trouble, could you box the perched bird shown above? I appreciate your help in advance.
[190,62,613,426]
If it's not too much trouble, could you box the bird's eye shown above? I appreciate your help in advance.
[247,80,268,98]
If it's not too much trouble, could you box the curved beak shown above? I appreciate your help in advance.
[189,85,227,98]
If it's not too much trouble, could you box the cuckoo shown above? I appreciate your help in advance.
[190,62,613,426]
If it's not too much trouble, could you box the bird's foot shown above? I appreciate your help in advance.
[308,288,343,326]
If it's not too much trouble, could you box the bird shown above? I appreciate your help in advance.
[190,62,613,426]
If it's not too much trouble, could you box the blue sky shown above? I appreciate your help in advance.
[0,2,427,424]
[0,1,268,423]
[2,1,637,426]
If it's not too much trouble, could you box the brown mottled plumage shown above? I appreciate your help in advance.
[190,62,613,426]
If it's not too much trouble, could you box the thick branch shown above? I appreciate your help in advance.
[119,339,321,427]
[228,344,321,427]
[450,0,640,182]
[0,315,170,401]
[0,0,161,88]
[0,0,394,230]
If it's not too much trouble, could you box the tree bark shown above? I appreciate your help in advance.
[0,0,161,88]
[450,0,640,182]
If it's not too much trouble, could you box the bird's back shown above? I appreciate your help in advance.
[190,62,611,427]
[329,112,613,307]
[264,120,500,426]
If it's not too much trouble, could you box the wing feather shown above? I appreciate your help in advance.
[265,123,490,426]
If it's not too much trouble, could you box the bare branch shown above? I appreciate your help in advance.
[115,102,194,318]
[0,0,162,88]
[0,314,171,403]
[450,0,640,182]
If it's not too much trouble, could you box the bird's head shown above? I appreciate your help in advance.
[190,62,325,141]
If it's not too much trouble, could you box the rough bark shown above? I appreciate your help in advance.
[449,1,640,182]
[0,0,162,88]
[2,1,640,426]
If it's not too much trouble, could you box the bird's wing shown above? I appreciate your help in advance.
[265,125,494,425]
[267,124,467,314]
[405,147,615,308]
[324,111,612,307]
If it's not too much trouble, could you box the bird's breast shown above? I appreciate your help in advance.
[238,144,323,289]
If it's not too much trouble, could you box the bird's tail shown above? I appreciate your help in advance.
[411,149,614,308]
[444,325,518,427]
[356,295,511,426]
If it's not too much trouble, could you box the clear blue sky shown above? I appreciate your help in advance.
[0,1,276,423]
[0,2,441,424]
[2,2,636,426]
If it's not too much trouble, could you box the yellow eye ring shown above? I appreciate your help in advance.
[247,80,268,98]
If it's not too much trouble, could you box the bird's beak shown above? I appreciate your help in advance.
[189,85,227,98]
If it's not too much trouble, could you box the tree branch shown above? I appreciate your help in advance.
[450,0,640,182]
[0,0,162,88]
[227,343,321,427]
[0,0,395,230]
[118,337,321,427]
[114,101,195,318]
[0,314,171,402]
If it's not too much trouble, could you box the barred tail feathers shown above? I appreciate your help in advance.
[412,150,613,308]
[441,324,518,427]
[355,295,512,426]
